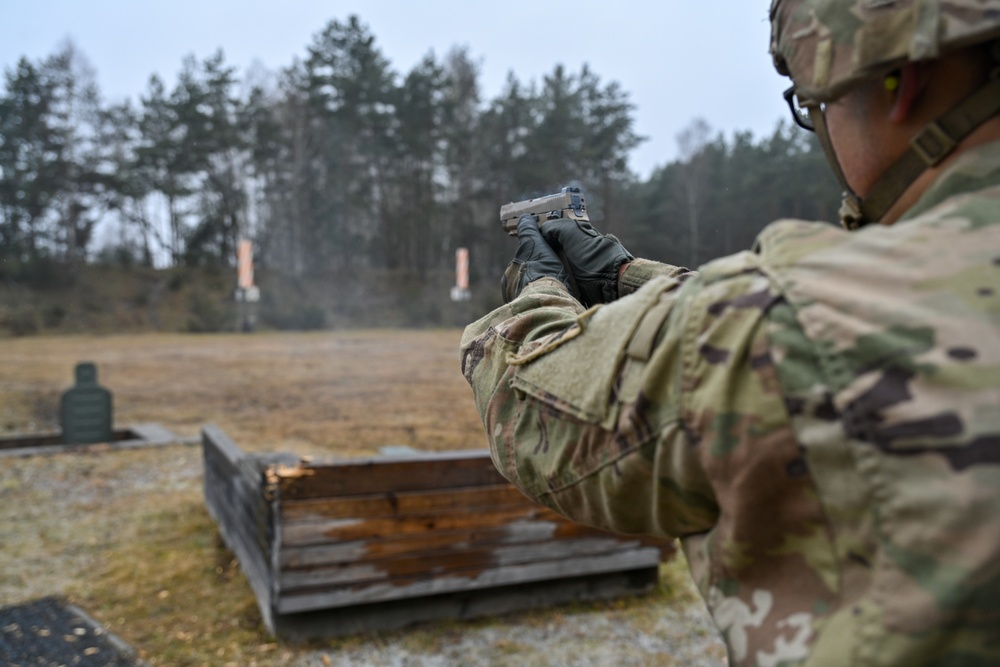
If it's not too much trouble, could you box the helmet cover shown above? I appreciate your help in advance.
[770,0,1000,102]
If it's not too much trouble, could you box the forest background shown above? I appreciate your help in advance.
[0,15,841,335]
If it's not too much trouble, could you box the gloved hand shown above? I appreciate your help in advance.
[501,214,570,303]
[540,218,634,305]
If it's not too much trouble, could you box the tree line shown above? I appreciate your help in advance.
[0,15,841,302]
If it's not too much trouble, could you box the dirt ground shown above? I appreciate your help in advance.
[0,330,486,457]
[0,330,727,666]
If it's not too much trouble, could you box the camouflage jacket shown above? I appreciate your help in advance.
[460,140,1000,667]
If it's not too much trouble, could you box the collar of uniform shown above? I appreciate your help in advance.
[898,138,1000,223]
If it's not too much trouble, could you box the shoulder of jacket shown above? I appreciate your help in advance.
[690,219,846,288]
[752,218,848,267]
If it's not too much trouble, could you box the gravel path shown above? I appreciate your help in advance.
[298,604,728,666]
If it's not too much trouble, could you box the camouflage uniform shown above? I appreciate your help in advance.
[460,140,1000,666]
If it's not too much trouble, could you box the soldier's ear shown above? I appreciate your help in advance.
[889,63,926,124]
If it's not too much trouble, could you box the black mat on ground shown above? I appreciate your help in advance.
[0,597,141,667]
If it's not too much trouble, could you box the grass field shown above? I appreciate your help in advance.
[0,330,725,666]
[0,329,486,456]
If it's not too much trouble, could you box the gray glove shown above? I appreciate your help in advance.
[540,218,633,305]
[501,214,570,303]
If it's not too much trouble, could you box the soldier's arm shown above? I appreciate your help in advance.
[461,276,586,422]
[461,268,719,538]
[461,244,799,545]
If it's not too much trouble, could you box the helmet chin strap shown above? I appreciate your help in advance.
[810,59,1000,230]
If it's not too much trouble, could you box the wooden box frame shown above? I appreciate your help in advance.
[202,425,668,640]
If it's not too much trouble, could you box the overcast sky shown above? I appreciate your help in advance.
[0,1,789,179]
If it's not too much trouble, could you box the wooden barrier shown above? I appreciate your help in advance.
[201,425,673,640]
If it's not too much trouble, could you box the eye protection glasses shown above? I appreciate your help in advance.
[783,86,823,132]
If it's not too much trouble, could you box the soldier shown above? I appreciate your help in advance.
[461,1,1000,665]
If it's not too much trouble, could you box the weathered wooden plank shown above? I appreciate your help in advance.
[276,548,662,613]
[204,431,299,554]
[280,483,530,522]
[276,450,505,499]
[269,567,660,641]
[205,451,270,556]
[203,424,250,471]
[279,504,564,546]
[636,536,678,562]
[279,519,621,569]
[278,537,653,590]
[202,425,279,627]
[205,464,268,562]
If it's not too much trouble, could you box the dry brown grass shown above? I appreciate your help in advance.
[0,446,274,666]
[0,330,723,667]
[0,330,486,457]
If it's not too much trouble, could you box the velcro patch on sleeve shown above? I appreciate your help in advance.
[510,277,680,424]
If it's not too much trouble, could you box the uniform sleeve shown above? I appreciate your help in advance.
[460,246,797,543]
[618,258,695,297]
[461,265,718,538]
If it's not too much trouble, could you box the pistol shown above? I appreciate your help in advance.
[499,186,589,235]
[499,186,588,299]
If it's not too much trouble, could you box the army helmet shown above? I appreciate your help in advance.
[770,0,1000,229]
[770,0,1000,104]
